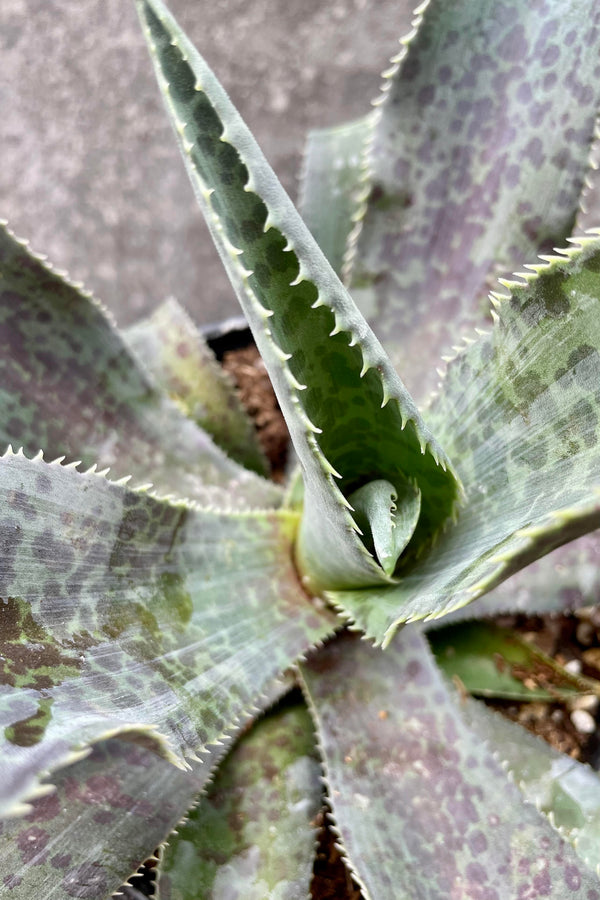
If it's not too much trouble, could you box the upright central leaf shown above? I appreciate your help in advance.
[137,0,460,590]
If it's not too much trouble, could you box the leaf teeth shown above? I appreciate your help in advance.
[297,664,372,900]
[273,345,293,363]
[1,219,119,328]
[575,116,600,231]
[344,0,427,275]
[141,0,459,589]
[284,370,308,392]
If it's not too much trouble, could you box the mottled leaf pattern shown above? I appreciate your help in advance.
[157,700,321,900]
[348,0,600,401]
[1,677,292,900]
[124,298,268,475]
[439,533,600,624]
[0,450,334,816]
[332,239,600,643]
[430,621,600,701]
[137,0,460,592]
[300,116,372,275]
[461,699,600,875]
[300,630,600,899]
[1,739,201,900]
[0,224,279,509]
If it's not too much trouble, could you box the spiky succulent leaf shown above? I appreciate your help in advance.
[157,699,321,900]
[430,620,600,701]
[0,449,334,816]
[300,116,372,275]
[1,738,201,899]
[439,533,600,624]
[300,629,600,900]
[136,0,460,592]
[462,699,600,874]
[348,0,600,401]
[124,297,268,475]
[0,224,277,509]
[332,238,600,643]
[0,676,292,900]
[576,127,600,233]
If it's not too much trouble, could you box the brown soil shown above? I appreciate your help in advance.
[485,611,600,763]
[311,810,363,900]
[222,344,289,482]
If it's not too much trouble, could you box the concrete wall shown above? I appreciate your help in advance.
[1,0,408,326]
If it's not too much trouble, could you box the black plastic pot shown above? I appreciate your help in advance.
[201,314,252,360]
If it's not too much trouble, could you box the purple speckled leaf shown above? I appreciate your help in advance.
[1,738,201,900]
[348,0,600,402]
[0,449,335,818]
[0,223,279,509]
[300,629,600,900]
[0,678,292,900]
[461,698,600,877]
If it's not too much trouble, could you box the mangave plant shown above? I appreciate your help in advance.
[2,0,600,897]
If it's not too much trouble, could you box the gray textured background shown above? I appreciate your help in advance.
[1,0,409,326]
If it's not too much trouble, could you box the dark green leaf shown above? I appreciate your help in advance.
[137,0,460,591]
[430,621,600,701]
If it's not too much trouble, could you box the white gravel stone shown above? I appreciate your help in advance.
[570,708,596,734]
[564,658,582,675]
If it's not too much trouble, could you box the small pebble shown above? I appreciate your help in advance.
[574,605,596,619]
[564,659,582,675]
[570,695,599,713]
[570,709,596,734]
